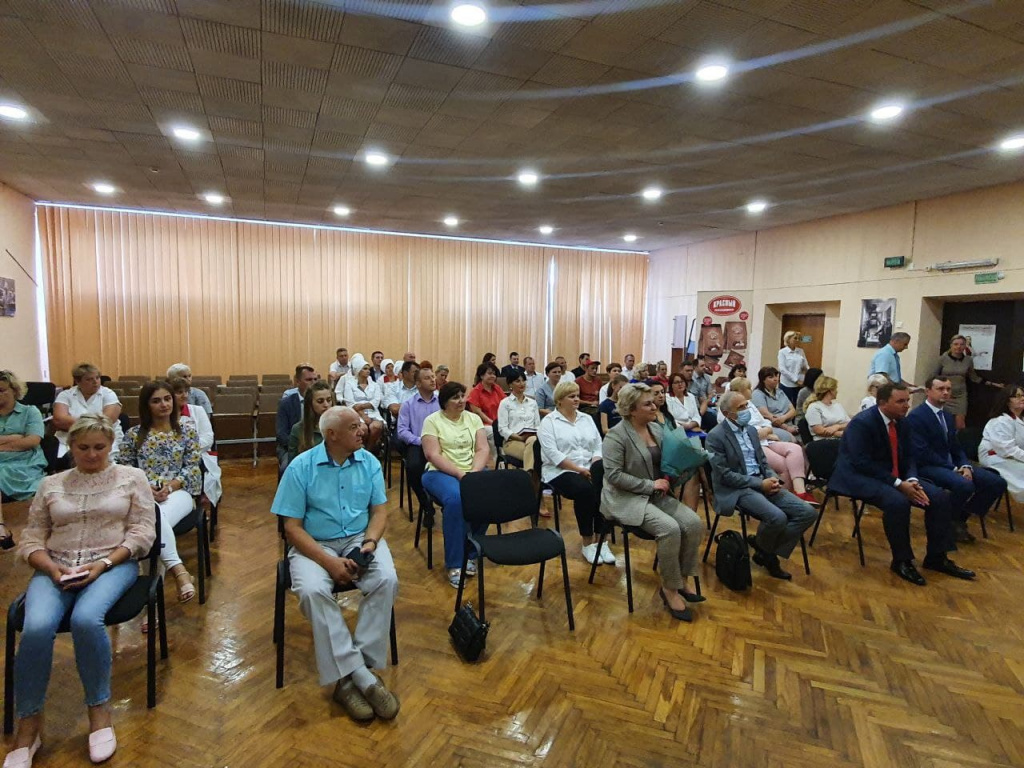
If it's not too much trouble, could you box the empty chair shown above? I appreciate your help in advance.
[117,375,150,384]
[212,394,257,461]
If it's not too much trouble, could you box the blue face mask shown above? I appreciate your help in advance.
[734,409,752,428]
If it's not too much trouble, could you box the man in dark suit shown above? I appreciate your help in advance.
[276,363,317,470]
[499,352,524,381]
[906,376,1007,543]
[830,381,974,586]
[706,391,816,580]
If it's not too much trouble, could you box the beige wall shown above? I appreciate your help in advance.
[646,181,1024,414]
[0,182,42,380]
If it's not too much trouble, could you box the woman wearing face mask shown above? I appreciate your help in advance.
[289,380,336,461]
[52,363,123,465]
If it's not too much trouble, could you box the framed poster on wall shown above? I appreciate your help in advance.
[0,277,14,317]
[696,291,753,393]
[857,298,894,348]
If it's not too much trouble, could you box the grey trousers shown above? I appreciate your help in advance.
[639,500,704,590]
[735,488,816,558]
[289,535,398,686]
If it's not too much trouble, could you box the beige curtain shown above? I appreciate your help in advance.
[39,206,648,383]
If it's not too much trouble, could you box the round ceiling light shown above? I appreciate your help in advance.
[623,233,638,243]
[92,182,117,195]
[538,225,554,235]
[869,102,904,122]
[999,133,1024,151]
[443,215,459,227]
[0,104,29,120]
[517,170,540,186]
[332,205,351,217]
[364,151,391,167]
[173,126,200,141]
[746,200,768,214]
[204,192,225,205]
[451,3,487,27]
[695,63,729,82]
[642,186,663,201]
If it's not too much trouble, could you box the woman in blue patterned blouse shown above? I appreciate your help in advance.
[118,381,201,602]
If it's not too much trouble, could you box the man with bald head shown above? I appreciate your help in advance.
[272,406,400,722]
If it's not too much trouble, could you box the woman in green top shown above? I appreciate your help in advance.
[0,370,47,513]
[288,381,336,462]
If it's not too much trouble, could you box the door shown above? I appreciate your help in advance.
[780,314,825,369]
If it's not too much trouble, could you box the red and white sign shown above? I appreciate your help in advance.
[708,295,741,316]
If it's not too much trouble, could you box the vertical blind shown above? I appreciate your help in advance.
[39,206,648,383]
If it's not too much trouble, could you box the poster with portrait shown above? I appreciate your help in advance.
[958,324,995,371]
[0,277,14,317]
[857,298,894,348]
[696,291,753,393]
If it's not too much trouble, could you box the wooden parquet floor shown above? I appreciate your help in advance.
[3,460,1024,767]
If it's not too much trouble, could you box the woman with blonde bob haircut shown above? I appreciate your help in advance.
[803,375,850,440]
[7,414,156,766]
[602,383,705,621]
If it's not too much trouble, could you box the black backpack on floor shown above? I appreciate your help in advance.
[715,530,752,591]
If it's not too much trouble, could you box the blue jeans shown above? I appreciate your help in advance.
[421,471,489,569]
[15,562,138,718]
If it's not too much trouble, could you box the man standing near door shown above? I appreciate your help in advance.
[777,331,809,405]
[869,332,923,393]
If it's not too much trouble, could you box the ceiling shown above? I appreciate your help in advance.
[1,0,1024,252]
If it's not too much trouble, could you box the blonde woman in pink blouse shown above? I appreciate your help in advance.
[6,415,155,767]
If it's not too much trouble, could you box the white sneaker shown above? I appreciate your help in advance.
[581,543,600,565]
[465,559,477,577]
[599,542,616,565]
[447,569,463,589]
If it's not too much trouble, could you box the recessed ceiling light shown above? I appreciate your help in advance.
[172,126,200,141]
[517,170,539,186]
[695,63,729,82]
[451,3,486,26]
[642,186,663,201]
[332,205,351,217]
[538,225,554,235]
[204,192,225,205]
[869,102,904,122]
[623,233,638,243]
[0,104,29,121]
[999,133,1024,151]
[92,182,116,195]
[746,199,768,214]
[443,215,459,227]
[364,150,390,167]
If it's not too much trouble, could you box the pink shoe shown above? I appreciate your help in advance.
[88,727,116,764]
[3,736,41,768]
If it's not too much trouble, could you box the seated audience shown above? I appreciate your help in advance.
[576,360,602,414]
[598,375,628,436]
[621,354,637,382]
[555,356,575,383]
[467,363,503,457]
[598,363,623,402]
[536,362,563,416]
[271,407,399,722]
[288,381,336,462]
[277,364,318,470]
[539,381,611,565]
[170,377,221,506]
[796,368,823,414]
[118,381,202,603]
[341,355,385,452]
[420,382,490,588]
[496,371,540,474]
[647,380,675,430]
[369,351,385,382]
[602,383,704,620]
[666,373,701,433]
[571,353,590,379]
[481,352,497,367]
[0,369,46,503]
[434,365,450,392]
[523,357,543,398]
[52,363,123,464]
[829,382,972,586]
[166,363,212,416]
[381,359,398,383]
[7,414,155,766]
[708,392,817,580]
[861,373,888,412]
[396,368,440,504]
[382,361,418,419]
[401,352,417,366]
[725,364,748,391]
[499,352,524,381]
[328,347,351,387]
[418,360,433,371]
[652,361,670,389]
[751,367,799,442]
[719,379,815,502]
[803,375,850,440]
[907,377,1006,543]
[980,384,1024,502]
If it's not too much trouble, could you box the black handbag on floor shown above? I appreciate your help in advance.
[715,529,752,591]
[449,602,489,662]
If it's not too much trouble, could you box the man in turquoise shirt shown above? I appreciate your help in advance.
[869,332,922,392]
[272,406,399,722]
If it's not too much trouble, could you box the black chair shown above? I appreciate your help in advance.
[797,418,813,445]
[415,488,439,570]
[703,506,811,575]
[4,505,168,734]
[272,519,397,688]
[804,438,843,545]
[589,520,666,613]
[20,382,57,417]
[455,471,574,630]
[532,439,563,531]
[493,422,523,470]
[958,427,1014,532]
[172,500,212,604]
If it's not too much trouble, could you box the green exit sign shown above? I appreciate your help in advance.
[975,271,1003,284]
[884,256,906,268]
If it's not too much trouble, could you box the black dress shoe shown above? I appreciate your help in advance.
[752,551,792,580]
[659,589,693,622]
[678,589,707,603]
[954,522,976,544]
[890,560,926,586]
[923,557,976,580]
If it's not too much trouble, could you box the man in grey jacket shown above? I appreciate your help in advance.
[706,390,816,580]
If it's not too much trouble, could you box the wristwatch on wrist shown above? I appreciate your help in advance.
[101,557,114,571]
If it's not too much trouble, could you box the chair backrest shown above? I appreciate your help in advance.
[228,376,259,386]
[120,395,140,419]
[957,426,982,462]
[492,421,504,450]
[805,437,841,482]
[118,375,150,383]
[496,376,508,393]
[797,418,812,444]
[259,390,285,413]
[262,374,291,384]
[214,394,255,415]
[21,382,57,409]
[460,470,537,526]
[191,375,222,386]
[218,385,258,398]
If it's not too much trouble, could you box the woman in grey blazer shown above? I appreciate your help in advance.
[602,384,706,621]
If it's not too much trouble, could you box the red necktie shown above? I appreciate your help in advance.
[888,421,899,478]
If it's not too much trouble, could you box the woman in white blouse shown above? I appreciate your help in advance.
[539,381,612,565]
[803,376,850,440]
[777,331,809,405]
[979,384,1024,501]
[51,363,123,463]
[497,371,540,473]
[340,354,384,452]
[719,378,818,504]
[666,373,701,432]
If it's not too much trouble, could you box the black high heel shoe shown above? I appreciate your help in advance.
[0,523,15,551]
[677,589,707,604]
[659,589,693,622]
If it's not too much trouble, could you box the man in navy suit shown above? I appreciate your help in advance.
[276,364,317,470]
[499,352,525,382]
[907,376,1007,543]
[830,382,974,586]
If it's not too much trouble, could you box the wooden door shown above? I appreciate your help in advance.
[781,314,825,369]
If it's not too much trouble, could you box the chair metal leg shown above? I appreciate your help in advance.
[147,596,157,708]
[979,513,988,539]
[1006,490,1014,532]
[202,513,212,578]
[800,535,810,575]
[426,512,433,570]
[454,550,469,612]
[274,569,286,689]
[157,579,168,660]
[809,493,830,547]
[537,560,545,599]
[740,512,748,542]
[853,501,866,567]
[196,522,207,605]
[694,575,701,597]
[588,529,607,584]
[699,469,713,528]
[560,551,575,631]
[399,460,405,511]
[476,557,486,624]
[389,608,398,666]
[623,531,635,613]
[4,616,16,734]
[702,514,722,563]
[553,494,561,532]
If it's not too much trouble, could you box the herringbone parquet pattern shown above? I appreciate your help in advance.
[2,460,1024,767]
